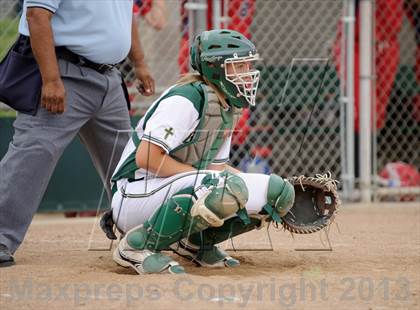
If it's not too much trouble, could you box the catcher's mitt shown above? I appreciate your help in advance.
[282,173,340,234]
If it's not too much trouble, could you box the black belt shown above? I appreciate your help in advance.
[55,47,115,74]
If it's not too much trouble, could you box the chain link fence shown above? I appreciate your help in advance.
[0,1,20,58]
[372,0,419,200]
[233,1,343,179]
[0,0,419,201]
[128,0,344,181]
[123,0,419,200]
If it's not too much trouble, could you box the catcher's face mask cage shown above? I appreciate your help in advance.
[224,53,260,107]
[190,29,260,108]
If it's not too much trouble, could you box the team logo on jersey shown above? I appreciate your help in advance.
[164,127,174,140]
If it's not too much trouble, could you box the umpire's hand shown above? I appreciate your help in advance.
[41,78,66,114]
[134,62,155,96]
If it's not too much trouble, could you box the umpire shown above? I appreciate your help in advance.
[0,0,155,267]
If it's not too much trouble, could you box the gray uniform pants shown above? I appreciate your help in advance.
[0,59,132,253]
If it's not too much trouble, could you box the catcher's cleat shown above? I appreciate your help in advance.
[113,238,185,275]
[170,239,240,268]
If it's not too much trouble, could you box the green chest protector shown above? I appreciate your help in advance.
[169,83,242,169]
[111,82,242,189]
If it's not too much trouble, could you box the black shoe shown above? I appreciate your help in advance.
[0,244,15,267]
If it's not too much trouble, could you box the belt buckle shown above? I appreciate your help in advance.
[97,64,113,73]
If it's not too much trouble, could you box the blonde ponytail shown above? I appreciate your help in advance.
[175,73,229,109]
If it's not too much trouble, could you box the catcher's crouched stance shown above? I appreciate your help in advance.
[102,29,340,275]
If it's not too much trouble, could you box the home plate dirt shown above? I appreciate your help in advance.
[1,203,419,309]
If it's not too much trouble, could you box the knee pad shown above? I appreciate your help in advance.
[191,171,249,227]
[266,173,295,219]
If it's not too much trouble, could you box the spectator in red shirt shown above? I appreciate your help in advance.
[133,0,167,30]
[403,0,419,122]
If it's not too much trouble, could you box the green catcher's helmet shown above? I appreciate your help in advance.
[190,29,260,108]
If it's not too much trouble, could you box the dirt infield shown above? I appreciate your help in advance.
[1,203,419,309]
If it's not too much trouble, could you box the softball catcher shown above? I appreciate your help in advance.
[103,29,340,275]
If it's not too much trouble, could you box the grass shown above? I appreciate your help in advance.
[0,109,17,118]
[0,17,19,60]
[0,16,19,117]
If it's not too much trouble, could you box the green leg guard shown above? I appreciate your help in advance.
[114,194,197,275]
[263,174,295,222]
[127,194,198,252]
[172,216,264,267]
[117,171,250,272]
[171,173,294,266]
[189,216,263,247]
[114,233,185,275]
[127,171,249,252]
